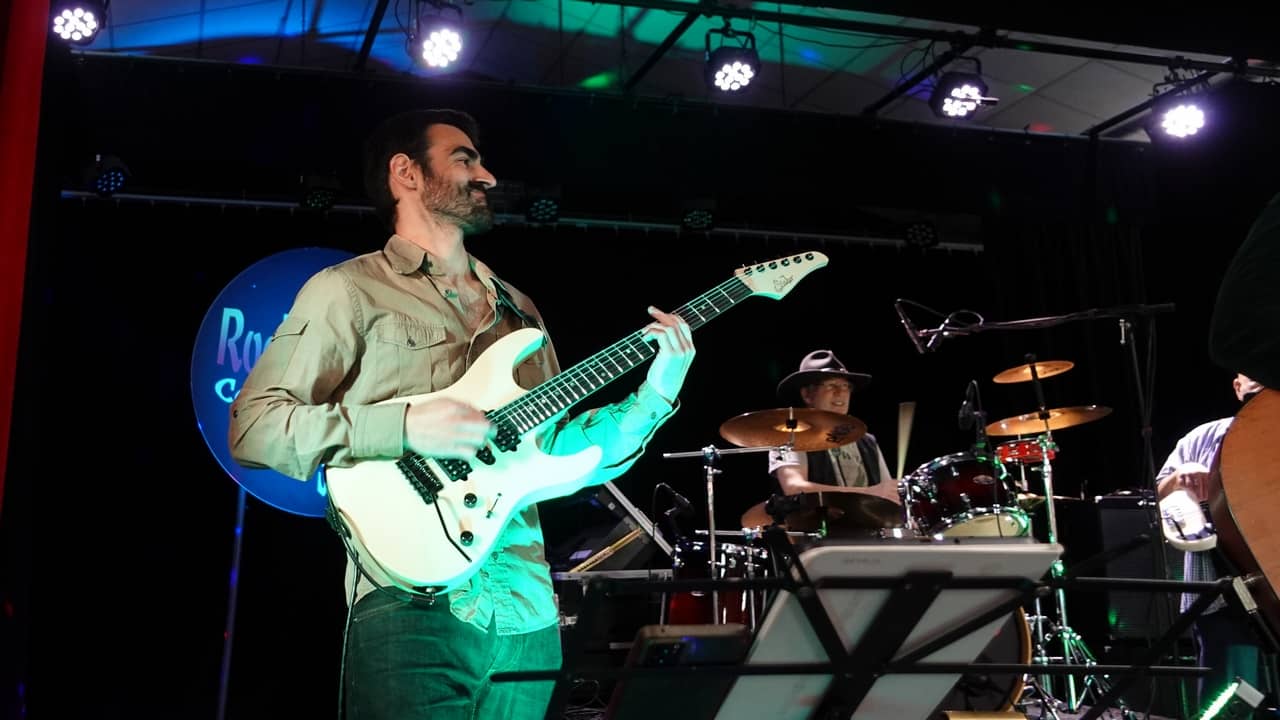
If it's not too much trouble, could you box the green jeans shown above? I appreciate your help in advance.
[344,591,562,720]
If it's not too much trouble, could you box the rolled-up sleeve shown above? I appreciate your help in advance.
[228,268,405,481]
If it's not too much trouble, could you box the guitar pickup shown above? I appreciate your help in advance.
[398,455,446,502]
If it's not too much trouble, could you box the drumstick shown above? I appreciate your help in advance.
[896,401,916,480]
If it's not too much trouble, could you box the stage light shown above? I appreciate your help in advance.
[300,172,342,212]
[904,221,939,248]
[1198,678,1267,719]
[525,185,561,224]
[51,1,107,46]
[83,154,129,197]
[682,198,716,232]
[1159,102,1206,139]
[705,23,758,93]
[929,70,999,120]
[410,1,464,70]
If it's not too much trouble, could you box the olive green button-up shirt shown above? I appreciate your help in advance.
[229,234,677,634]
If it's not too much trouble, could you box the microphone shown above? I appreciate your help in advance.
[924,321,949,352]
[958,380,976,429]
[657,482,694,516]
[894,299,926,355]
[669,489,694,516]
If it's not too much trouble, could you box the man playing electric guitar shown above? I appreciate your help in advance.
[228,109,696,720]
[1156,372,1266,712]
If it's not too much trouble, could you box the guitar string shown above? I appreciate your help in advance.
[490,275,755,432]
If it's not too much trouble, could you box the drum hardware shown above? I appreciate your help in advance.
[1008,355,1131,718]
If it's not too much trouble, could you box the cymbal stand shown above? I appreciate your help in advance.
[662,443,778,625]
[1021,356,1135,719]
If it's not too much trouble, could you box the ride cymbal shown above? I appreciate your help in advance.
[719,407,866,452]
[992,360,1074,384]
[985,405,1112,437]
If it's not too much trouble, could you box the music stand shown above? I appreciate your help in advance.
[492,526,1223,720]
[714,537,1062,720]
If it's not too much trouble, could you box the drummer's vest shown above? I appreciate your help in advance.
[806,435,882,488]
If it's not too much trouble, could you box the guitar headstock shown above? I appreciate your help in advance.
[735,252,829,300]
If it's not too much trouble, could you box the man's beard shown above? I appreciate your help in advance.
[422,177,494,234]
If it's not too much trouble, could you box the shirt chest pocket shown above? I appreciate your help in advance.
[369,318,448,397]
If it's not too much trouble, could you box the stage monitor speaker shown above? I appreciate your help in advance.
[1096,492,1186,642]
[603,623,751,720]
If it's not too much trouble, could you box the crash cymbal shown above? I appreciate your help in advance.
[986,405,1112,437]
[719,407,866,452]
[992,360,1075,384]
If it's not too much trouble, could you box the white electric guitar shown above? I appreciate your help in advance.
[324,252,829,597]
[1159,488,1217,552]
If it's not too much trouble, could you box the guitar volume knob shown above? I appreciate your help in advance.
[460,531,475,546]
[464,493,478,508]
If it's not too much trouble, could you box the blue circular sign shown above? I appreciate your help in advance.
[191,247,355,517]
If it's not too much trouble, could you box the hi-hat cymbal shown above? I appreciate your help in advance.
[783,492,904,535]
[986,405,1112,437]
[719,407,866,452]
[992,360,1075,384]
[740,492,902,533]
[1017,492,1086,510]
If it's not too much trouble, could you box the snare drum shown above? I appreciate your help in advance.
[665,537,771,628]
[996,438,1056,465]
[902,451,1029,537]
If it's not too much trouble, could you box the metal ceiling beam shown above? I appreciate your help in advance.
[624,11,700,92]
[582,0,1280,79]
[353,0,393,72]
[861,41,972,116]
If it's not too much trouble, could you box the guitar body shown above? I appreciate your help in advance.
[320,252,830,597]
[325,328,603,595]
[1209,388,1280,643]
[1159,489,1217,553]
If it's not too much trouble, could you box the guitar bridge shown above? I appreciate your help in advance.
[398,455,445,503]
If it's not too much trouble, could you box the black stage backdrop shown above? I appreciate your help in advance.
[4,47,1280,719]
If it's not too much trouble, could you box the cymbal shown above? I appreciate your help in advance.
[741,492,903,532]
[992,360,1074,384]
[1017,492,1086,510]
[719,407,866,452]
[986,405,1112,437]
[783,492,904,535]
[741,500,773,529]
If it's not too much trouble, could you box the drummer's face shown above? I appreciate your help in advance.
[802,379,853,414]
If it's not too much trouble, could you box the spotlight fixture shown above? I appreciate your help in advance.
[1160,102,1206,138]
[300,172,342,212]
[1145,71,1215,143]
[525,185,562,224]
[904,221,939,249]
[705,23,759,93]
[51,1,108,46]
[682,198,717,232]
[82,153,129,197]
[410,0,464,70]
[929,65,999,120]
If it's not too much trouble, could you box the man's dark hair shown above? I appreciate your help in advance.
[362,109,481,231]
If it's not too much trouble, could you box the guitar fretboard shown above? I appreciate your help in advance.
[489,274,754,433]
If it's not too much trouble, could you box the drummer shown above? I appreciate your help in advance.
[768,350,900,505]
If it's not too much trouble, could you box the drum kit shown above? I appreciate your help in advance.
[660,356,1115,717]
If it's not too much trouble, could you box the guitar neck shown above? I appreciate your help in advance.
[490,275,753,432]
